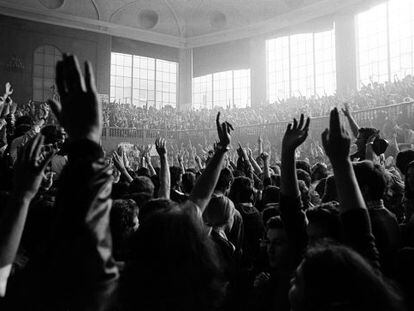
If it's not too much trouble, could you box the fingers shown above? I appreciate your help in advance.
[321,129,329,151]
[293,118,298,129]
[47,99,62,123]
[40,149,56,171]
[64,54,85,93]
[55,61,66,96]
[304,117,310,132]
[216,112,221,133]
[226,121,234,132]
[298,114,304,129]
[329,108,341,136]
[27,134,42,165]
[84,61,97,94]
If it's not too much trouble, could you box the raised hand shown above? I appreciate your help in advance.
[13,134,55,200]
[4,82,13,97]
[282,114,310,152]
[341,102,351,117]
[48,54,101,144]
[321,108,351,164]
[112,152,125,172]
[216,112,233,149]
[260,152,270,162]
[155,138,167,156]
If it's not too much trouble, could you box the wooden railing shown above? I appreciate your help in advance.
[101,101,414,150]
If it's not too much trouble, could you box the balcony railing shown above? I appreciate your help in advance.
[101,101,414,149]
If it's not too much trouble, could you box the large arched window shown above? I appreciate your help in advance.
[33,45,62,101]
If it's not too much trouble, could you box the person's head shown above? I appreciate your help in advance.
[355,127,379,153]
[262,186,280,206]
[110,199,139,260]
[214,168,234,195]
[203,195,235,230]
[296,160,311,175]
[15,115,32,128]
[40,125,63,145]
[311,163,328,183]
[136,167,150,178]
[122,199,223,310]
[265,216,289,270]
[297,169,311,188]
[306,202,342,243]
[396,150,414,176]
[289,243,404,311]
[112,181,130,199]
[353,161,387,202]
[405,161,414,200]
[170,166,183,188]
[129,176,154,197]
[322,175,337,203]
[229,177,254,204]
[182,172,196,194]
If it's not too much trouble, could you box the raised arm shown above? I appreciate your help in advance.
[322,108,366,213]
[0,134,53,297]
[155,138,170,199]
[113,152,133,183]
[322,108,379,269]
[281,114,310,197]
[342,103,359,139]
[189,112,233,213]
[248,148,263,175]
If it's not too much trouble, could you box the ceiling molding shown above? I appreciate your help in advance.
[185,0,364,48]
[0,0,185,48]
[0,0,368,49]
[162,0,185,37]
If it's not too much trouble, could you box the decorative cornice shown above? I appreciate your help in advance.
[0,0,185,48]
[0,0,369,49]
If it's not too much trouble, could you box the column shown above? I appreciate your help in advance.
[250,37,267,107]
[335,13,358,94]
[178,48,193,111]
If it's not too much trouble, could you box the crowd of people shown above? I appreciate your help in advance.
[103,74,414,130]
[0,53,414,311]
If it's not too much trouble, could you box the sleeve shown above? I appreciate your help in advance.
[341,209,381,273]
[279,194,308,265]
[40,139,119,310]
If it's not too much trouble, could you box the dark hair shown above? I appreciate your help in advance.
[170,166,183,187]
[311,163,328,183]
[322,175,337,203]
[296,160,311,175]
[121,200,224,311]
[15,115,32,128]
[182,172,196,194]
[136,167,150,178]
[138,198,175,224]
[112,182,130,200]
[297,169,311,188]
[405,161,414,200]
[110,199,139,261]
[306,202,342,242]
[229,177,254,204]
[358,127,379,141]
[41,125,62,145]
[263,208,280,226]
[129,176,154,197]
[396,150,414,175]
[353,161,387,201]
[266,216,284,230]
[299,243,404,311]
[262,186,280,206]
[215,168,234,193]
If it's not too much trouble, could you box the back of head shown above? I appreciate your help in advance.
[229,176,254,204]
[297,169,311,188]
[170,166,183,187]
[136,167,150,178]
[203,195,235,227]
[296,160,311,175]
[182,172,196,194]
[215,168,234,194]
[295,243,404,311]
[41,125,62,145]
[311,163,328,183]
[396,149,414,175]
[15,115,32,128]
[353,161,387,201]
[262,186,280,206]
[122,201,223,311]
[306,202,342,242]
[129,176,154,197]
[358,127,379,141]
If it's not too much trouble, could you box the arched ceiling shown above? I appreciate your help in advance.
[0,0,369,48]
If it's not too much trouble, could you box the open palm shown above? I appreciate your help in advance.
[282,114,310,151]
